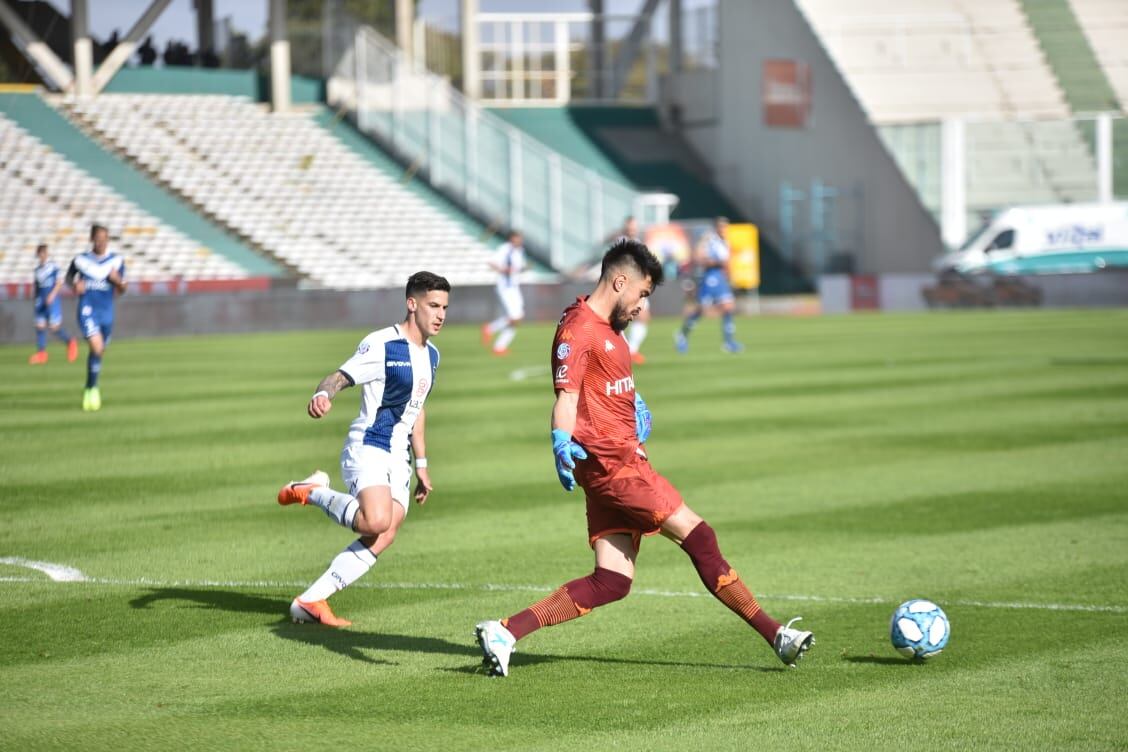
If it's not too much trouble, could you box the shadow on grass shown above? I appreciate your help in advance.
[842,655,917,666]
[129,588,782,674]
[130,587,289,615]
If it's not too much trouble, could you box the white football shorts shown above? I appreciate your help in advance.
[340,443,412,513]
[496,285,525,320]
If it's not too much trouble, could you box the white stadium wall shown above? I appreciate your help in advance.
[662,0,945,276]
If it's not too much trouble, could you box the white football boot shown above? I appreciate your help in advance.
[474,620,516,677]
[773,616,815,667]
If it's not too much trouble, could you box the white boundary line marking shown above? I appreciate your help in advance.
[0,557,88,582]
[0,567,1125,614]
[508,364,549,382]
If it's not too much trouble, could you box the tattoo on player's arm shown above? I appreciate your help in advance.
[317,370,352,399]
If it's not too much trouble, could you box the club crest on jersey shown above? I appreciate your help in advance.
[356,342,370,355]
[556,343,571,360]
[604,339,615,352]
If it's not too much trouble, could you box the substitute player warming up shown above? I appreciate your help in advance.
[475,239,812,676]
[277,272,449,627]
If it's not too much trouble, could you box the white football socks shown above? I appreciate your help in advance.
[487,316,508,335]
[308,486,360,530]
[494,326,517,351]
[299,539,377,602]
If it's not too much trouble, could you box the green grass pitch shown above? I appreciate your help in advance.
[2,309,1127,750]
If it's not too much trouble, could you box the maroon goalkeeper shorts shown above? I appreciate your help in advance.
[577,451,685,549]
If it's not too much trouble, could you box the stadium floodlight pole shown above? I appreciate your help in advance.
[269,0,292,113]
[90,0,174,95]
[0,0,74,92]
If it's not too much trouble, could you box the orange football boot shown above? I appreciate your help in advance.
[290,598,352,627]
[491,348,510,357]
[277,470,329,506]
[66,339,78,362]
[28,351,48,365]
[480,324,492,348]
[630,351,646,365]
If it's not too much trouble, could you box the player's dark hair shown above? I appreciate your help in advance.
[600,238,664,287]
[508,228,522,241]
[406,271,451,298]
[90,224,108,239]
[35,243,47,253]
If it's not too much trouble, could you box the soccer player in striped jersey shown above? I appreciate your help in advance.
[66,225,127,411]
[277,271,449,627]
[475,239,813,676]
[481,230,525,356]
[675,216,742,354]
[29,244,78,365]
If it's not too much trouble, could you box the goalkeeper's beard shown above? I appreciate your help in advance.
[609,301,633,332]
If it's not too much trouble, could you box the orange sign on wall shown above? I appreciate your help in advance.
[763,59,812,129]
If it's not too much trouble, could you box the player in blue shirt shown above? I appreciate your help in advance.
[29,244,78,365]
[675,217,743,354]
[276,271,449,627]
[66,225,127,411]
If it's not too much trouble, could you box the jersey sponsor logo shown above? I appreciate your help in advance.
[555,365,568,381]
[605,375,634,396]
[556,343,571,359]
[559,328,573,341]
[386,360,412,367]
[604,339,615,352]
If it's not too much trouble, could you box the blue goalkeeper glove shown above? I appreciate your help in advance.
[551,428,588,492]
[635,392,652,444]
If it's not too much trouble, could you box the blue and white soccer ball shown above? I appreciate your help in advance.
[890,599,950,659]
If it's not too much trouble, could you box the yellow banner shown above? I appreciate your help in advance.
[725,224,760,290]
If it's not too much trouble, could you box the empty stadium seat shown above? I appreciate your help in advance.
[0,113,248,284]
[62,95,499,289]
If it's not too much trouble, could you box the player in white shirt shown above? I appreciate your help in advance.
[276,271,450,627]
[481,230,525,355]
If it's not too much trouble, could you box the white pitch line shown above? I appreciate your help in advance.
[0,557,88,582]
[508,364,549,382]
[0,569,1125,615]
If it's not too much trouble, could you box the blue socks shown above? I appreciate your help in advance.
[86,353,102,388]
[55,327,72,343]
[36,330,47,351]
[722,312,737,346]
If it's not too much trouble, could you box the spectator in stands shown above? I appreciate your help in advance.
[66,225,127,412]
[137,36,158,66]
[28,244,78,365]
[675,217,742,354]
[481,230,526,356]
[618,216,651,364]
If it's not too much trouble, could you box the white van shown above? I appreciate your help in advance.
[936,203,1128,275]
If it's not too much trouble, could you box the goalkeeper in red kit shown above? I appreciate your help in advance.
[474,238,814,677]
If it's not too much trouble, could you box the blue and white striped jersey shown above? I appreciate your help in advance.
[338,324,440,458]
[68,250,126,314]
[34,261,60,304]
[492,241,525,290]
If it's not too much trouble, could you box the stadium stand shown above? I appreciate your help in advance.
[0,110,250,285]
[1067,0,1128,111]
[61,94,499,290]
[796,0,1103,217]
[795,0,1069,121]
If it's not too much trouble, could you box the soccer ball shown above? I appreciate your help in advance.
[890,599,950,659]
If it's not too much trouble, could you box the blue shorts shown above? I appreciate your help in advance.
[34,298,63,327]
[697,273,734,306]
[78,304,114,343]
